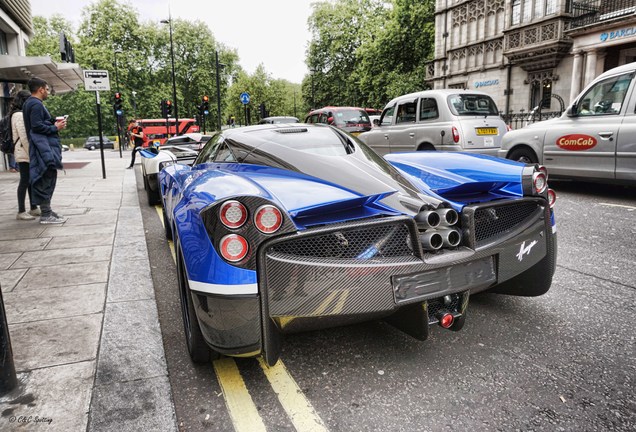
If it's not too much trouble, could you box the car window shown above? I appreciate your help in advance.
[332,109,371,126]
[214,142,237,162]
[395,100,417,124]
[195,132,223,165]
[381,105,395,126]
[419,98,439,120]
[576,73,633,116]
[448,94,499,116]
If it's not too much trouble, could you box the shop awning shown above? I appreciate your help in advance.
[0,55,83,94]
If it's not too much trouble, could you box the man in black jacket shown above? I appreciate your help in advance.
[23,77,67,224]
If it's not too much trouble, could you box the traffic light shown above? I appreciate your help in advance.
[113,92,123,116]
[201,95,209,115]
[165,99,173,117]
[161,99,173,118]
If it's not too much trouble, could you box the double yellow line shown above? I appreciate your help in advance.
[154,206,328,431]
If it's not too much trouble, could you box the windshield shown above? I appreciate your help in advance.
[332,109,371,126]
[448,94,499,116]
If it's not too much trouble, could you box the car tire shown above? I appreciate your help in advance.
[508,147,538,164]
[146,183,160,206]
[162,206,173,241]
[176,242,219,363]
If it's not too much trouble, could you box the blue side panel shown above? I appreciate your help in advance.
[385,152,526,206]
[174,197,257,286]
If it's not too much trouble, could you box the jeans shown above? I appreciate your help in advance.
[128,144,142,167]
[32,167,57,217]
[17,162,35,213]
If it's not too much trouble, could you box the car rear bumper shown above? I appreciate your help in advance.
[190,200,556,363]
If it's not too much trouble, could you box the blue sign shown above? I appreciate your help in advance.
[601,27,636,42]
[240,92,250,105]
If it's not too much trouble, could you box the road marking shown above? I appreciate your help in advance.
[258,358,329,432]
[599,202,636,211]
[214,358,267,432]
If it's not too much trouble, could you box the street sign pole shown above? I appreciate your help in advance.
[95,92,106,179]
[84,70,110,180]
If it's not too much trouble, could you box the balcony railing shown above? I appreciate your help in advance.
[569,0,636,30]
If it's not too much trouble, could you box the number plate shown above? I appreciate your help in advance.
[476,127,498,136]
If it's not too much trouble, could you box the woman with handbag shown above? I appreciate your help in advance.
[12,90,40,220]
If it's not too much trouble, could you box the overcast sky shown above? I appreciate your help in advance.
[30,0,316,83]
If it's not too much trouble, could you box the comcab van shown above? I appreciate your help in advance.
[499,62,636,184]
[357,89,508,156]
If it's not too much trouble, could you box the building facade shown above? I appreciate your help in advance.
[427,0,636,117]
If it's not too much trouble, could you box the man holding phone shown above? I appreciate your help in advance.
[23,77,67,224]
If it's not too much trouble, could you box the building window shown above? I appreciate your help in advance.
[530,79,552,109]
[448,82,467,90]
[0,31,7,55]
[545,0,557,15]
[512,0,558,25]
[512,0,521,25]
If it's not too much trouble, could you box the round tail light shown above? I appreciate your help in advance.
[533,172,547,194]
[219,200,247,229]
[219,234,249,262]
[547,188,557,208]
[451,126,460,143]
[537,165,549,181]
[254,205,282,234]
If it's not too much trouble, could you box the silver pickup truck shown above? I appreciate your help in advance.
[499,62,636,185]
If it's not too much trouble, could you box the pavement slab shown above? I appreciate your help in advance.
[11,245,112,269]
[0,361,95,432]
[9,314,102,371]
[0,268,28,293]
[15,261,110,291]
[0,238,51,254]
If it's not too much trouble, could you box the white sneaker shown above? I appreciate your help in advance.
[29,208,41,216]
[17,212,36,221]
[40,215,66,224]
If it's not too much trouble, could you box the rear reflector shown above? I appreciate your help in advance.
[439,313,454,329]
[219,234,249,262]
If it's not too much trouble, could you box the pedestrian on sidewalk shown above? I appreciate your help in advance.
[23,77,67,225]
[127,120,144,169]
[11,90,40,220]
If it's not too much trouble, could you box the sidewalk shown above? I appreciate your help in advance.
[0,150,177,431]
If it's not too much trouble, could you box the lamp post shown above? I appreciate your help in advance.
[161,18,179,136]
[114,49,123,158]
[215,51,225,131]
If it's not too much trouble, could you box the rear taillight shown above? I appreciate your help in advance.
[537,165,548,180]
[219,200,247,229]
[219,234,249,262]
[451,126,460,143]
[533,172,547,194]
[547,188,557,208]
[254,205,283,234]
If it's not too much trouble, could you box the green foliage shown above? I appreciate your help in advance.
[27,0,435,136]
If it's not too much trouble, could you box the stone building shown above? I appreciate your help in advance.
[427,0,636,116]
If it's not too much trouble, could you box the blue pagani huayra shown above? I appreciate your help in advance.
[159,123,557,365]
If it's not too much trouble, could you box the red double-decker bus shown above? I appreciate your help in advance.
[129,118,200,147]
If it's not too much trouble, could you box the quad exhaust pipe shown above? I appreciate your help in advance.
[416,208,458,229]
[416,207,462,251]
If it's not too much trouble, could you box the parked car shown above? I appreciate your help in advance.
[304,106,372,136]
[84,136,114,150]
[159,123,557,365]
[499,62,636,184]
[139,133,210,205]
[358,90,508,156]
[258,116,299,124]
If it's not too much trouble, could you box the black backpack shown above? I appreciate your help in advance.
[0,114,17,155]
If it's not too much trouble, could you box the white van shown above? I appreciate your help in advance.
[499,62,636,184]
[357,89,508,156]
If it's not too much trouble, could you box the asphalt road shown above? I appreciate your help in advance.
[138,173,636,432]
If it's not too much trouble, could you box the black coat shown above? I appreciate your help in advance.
[23,96,62,184]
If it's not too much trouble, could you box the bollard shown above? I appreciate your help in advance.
[0,285,17,395]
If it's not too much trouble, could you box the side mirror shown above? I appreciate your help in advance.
[566,103,577,117]
[373,118,380,126]
[327,116,335,125]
